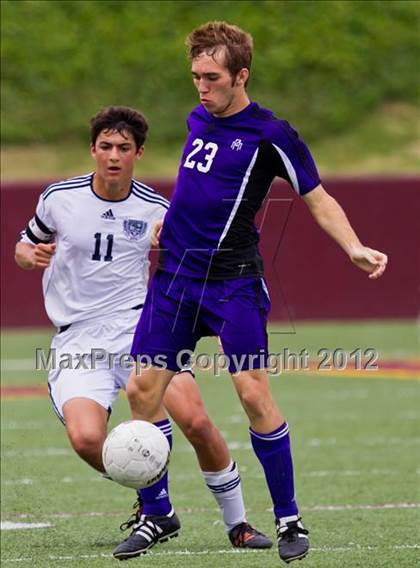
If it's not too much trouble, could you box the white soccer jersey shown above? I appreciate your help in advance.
[21,173,169,327]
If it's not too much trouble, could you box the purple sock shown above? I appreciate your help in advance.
[137,419,172,516]
[250,422,299,519]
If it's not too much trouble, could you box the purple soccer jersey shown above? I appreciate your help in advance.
[159,102,320,279]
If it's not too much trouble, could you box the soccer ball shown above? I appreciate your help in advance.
[102,420,170,489]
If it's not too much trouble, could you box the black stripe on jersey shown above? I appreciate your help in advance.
[42,175,92,201]
[132,187,170,209]
[132,181,170,208]
[43,182,90,201]
[26,225,44,245]
[132,190,170,210]
[209,140,278,279]
[132,180,169,200]
[277,121,319,182]
[41,173,92,197]
[26,216,54,244]
[42,174,92,195]
[35,214,53,235]
[133,180,160,194]
[225,139,282,238]
[48,383,66,425]
[265,140,294,188]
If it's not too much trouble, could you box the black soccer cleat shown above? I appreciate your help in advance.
[276,517,309,563]
[113,509,181,560]
[229,521,273,549]
[118,498,143,533]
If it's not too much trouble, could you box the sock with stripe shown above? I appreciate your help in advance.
[138,419,172,517]
[202,461,246,532]
[250,422,299,519]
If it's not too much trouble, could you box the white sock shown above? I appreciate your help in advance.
[202,461,246,532]
[279,514,299,526]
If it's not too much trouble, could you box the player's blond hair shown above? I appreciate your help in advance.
[186,21,253,85]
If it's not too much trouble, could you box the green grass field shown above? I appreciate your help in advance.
[1,322,419,567]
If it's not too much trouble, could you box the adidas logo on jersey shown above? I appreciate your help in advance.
[101,209,116,220]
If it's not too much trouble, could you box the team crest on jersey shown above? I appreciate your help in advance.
[231,139,243,151]
[123,219,147,240]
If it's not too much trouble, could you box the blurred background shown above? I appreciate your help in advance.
[1,0,419,326]
[2,0,419,178]
[1,5,419,565]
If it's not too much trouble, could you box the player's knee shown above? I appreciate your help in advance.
[182,412,214,445]
[126,374,163,421]
[68,428,103,460]
[127,373,149,403]
[238,385,271,420]
[126,375,141,403]
[127,371,156,399]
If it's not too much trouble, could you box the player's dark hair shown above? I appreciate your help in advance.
[90,106,148,150]
[186,21,253,86]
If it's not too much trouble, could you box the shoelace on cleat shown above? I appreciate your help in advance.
[119,499,143,532]
[276,518,309,542]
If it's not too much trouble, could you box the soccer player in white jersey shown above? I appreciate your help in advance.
[15,106,273,554]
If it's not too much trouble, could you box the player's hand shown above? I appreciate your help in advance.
[350,246,388,279]
[151,220,164,247]
[33,243,56,268]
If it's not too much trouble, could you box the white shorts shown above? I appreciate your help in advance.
[48,310,140,422]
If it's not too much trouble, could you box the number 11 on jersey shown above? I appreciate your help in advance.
[92,233,114,262]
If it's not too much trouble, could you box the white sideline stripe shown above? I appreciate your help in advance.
[1,521,52,531]
[3,465,417,486]
[305,502,420,511]
[3,448,72,457]
[7,502,420,521]
[2,435,419,453]
[2,544,420,563]
[1,422,49,431]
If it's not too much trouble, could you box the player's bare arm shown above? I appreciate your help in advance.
[151,219,164,247]
[15,241,56,270]
[303,185,388,279]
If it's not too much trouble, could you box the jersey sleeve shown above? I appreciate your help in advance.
[20,194,56,245]
[268,121,321,195]
[152,200,169,223]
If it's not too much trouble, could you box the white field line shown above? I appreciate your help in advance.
[2,466,419,486]
[3,448,72,457]
[4,502,420,521]
[2,544,420,563]
[1,422,52,431]
[1,521,52,530]
[2,433,420,449]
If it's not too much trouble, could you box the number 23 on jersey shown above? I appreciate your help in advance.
[183,138,218,173]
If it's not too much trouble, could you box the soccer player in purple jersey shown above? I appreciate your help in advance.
[123,23,388,563]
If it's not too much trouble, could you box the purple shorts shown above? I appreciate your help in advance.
[131,271,271,373]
